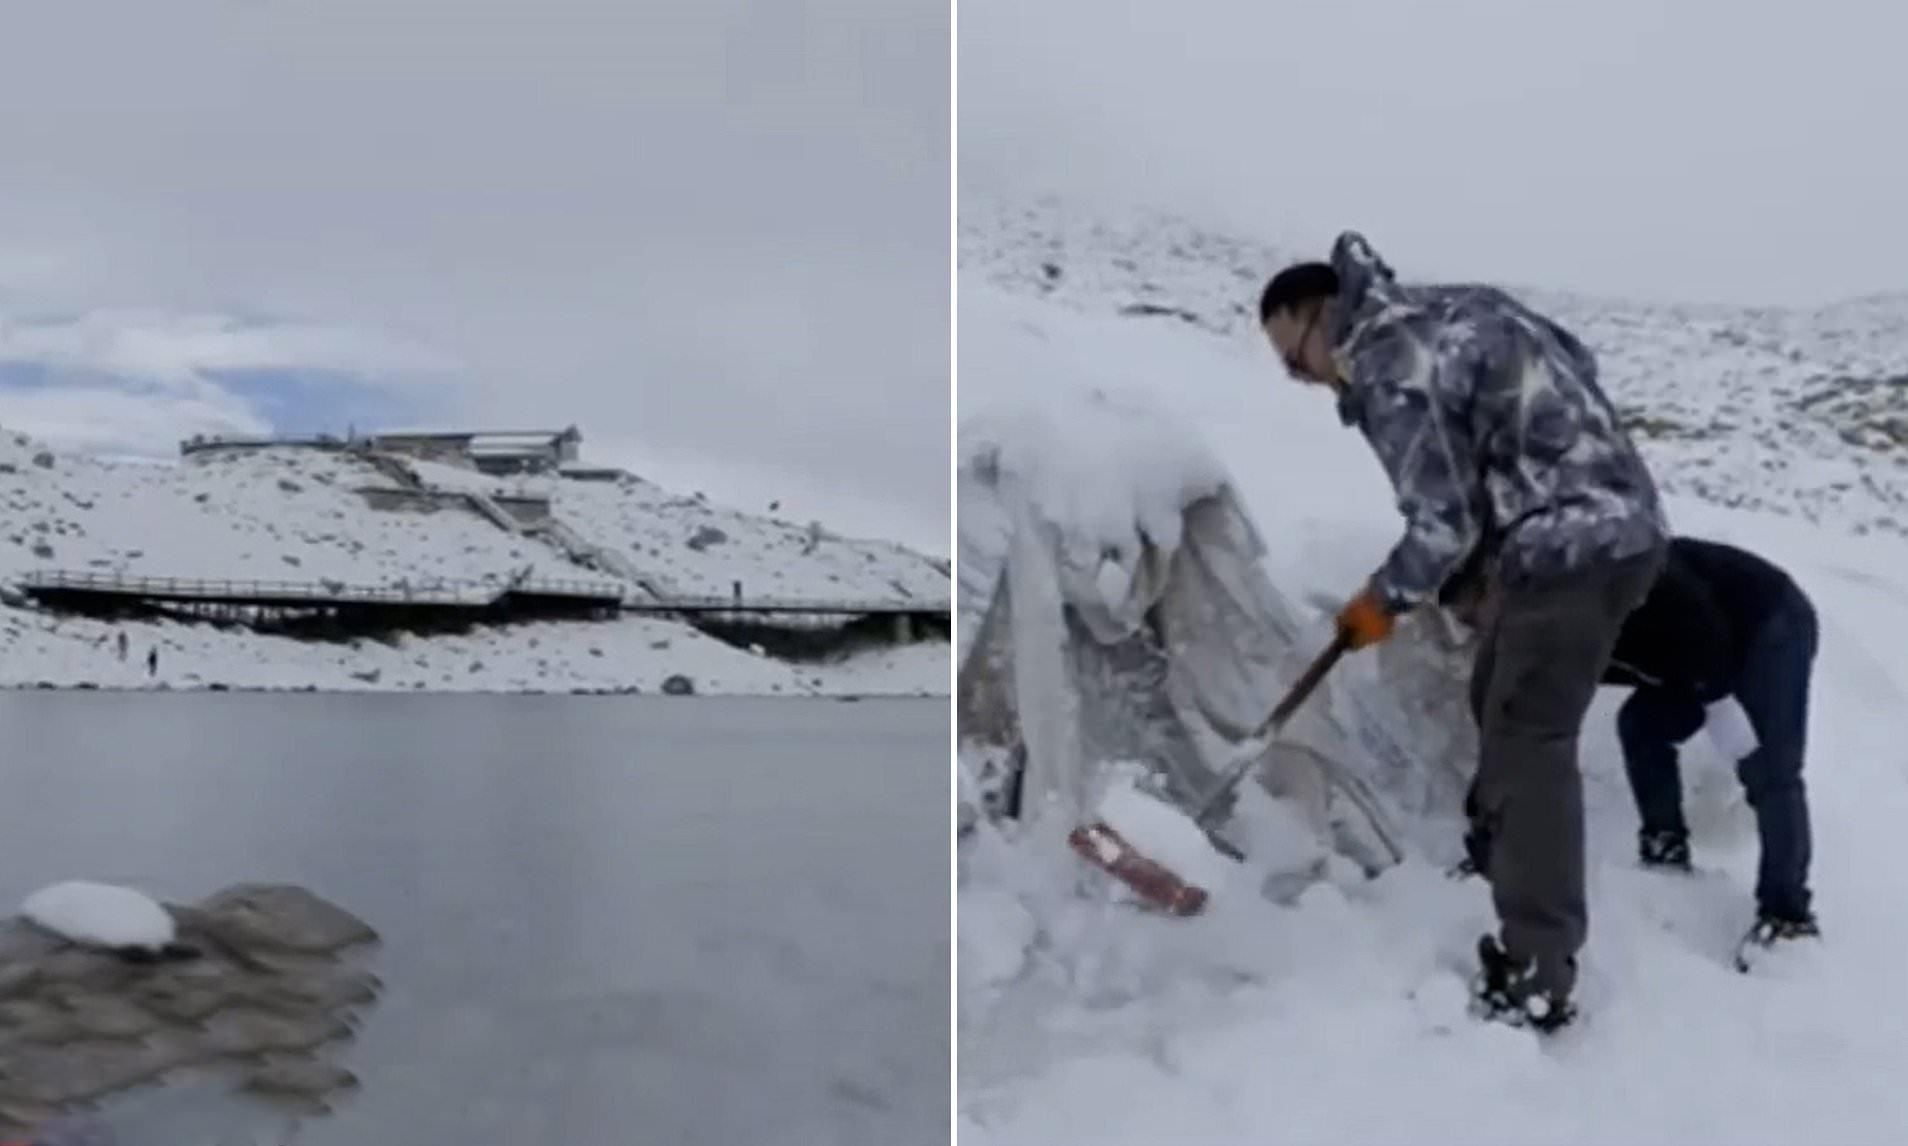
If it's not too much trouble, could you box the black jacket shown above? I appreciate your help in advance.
[1603,537,1801,701]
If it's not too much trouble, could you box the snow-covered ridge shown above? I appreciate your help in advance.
[0,432,947,605]
[0,428,949,696]
[394,456,948,606]
[961,188,1908,538]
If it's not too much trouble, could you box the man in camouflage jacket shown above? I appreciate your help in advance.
[1258,234,1669,1030]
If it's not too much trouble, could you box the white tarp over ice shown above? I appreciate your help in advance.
[957,393,1481,874]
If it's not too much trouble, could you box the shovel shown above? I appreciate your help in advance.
[1067,630,1352,916]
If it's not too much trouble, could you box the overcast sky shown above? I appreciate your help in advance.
[0,0,948,552]
[961,0,1907,308]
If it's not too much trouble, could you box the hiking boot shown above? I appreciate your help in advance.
[1473,935,1576,1032]
[1734,908,1821,972]
[1746,909,1820,947]
[1637,828,1692,871]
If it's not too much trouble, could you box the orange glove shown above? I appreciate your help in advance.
[1336,588,1396,650]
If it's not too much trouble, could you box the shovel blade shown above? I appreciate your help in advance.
[1067,821,1210,916]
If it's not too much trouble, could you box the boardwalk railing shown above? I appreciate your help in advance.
[13,570,948,616]
[513,576,634,599]
[16,570,625,607]
[620,595,949,616]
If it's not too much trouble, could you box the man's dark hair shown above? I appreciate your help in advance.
[1257,262,1339,324]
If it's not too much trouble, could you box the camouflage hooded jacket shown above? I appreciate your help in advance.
[1325,232,1668,612]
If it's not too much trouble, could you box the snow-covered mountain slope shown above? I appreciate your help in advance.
[0,436,565,587]
[961,188,1908,539]
[402,457,948,604]
[0,430,948,695]
[956,205,1908,1142]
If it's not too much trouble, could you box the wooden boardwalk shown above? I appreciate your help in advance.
[12,570,949,621]
[620,593,947,618]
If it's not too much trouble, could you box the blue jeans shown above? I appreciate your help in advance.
[1615,589,1817,919]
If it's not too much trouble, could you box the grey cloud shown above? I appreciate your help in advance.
[959,0,1906,306]
[0,0,948,537]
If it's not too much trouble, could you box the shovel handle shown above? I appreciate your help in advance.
[1264,629,1352,735]
[1188,631,1352,827]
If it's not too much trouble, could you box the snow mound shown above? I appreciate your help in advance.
[962,388,1226,579]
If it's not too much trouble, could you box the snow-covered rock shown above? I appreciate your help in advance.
[22,880,178,954]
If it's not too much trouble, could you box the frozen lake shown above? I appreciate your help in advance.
[0,692,950,1145]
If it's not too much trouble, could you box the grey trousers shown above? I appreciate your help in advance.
[1465,544,1665,995]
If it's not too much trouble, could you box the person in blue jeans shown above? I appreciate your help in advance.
[1602,535,1820,948]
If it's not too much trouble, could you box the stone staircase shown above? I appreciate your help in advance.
[528,517,675,600]
[461,489,523,535]
[353,447,676,601]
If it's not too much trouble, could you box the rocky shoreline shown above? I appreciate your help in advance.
[0,885,381,1135]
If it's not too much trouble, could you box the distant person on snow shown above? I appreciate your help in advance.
[1258,233,1668,1031]
[146,646,158,677]
[1602,536,1820,947]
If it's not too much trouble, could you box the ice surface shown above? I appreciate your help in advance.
[2,694,947,1146]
